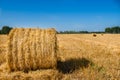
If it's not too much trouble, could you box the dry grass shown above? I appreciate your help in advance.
[0,34,120,80]
[7,28,57,72]
[0,68,60,80]
[57,34,120,79]
[0,35,7,65]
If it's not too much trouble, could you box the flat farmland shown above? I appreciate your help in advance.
[0,34,120,80]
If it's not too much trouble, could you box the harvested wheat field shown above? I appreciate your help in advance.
[0,35,8,65]
[0,34,120,80]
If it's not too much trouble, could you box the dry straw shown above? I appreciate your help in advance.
[7,28,57,72]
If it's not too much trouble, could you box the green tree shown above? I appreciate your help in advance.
[111,26,120,33]
[105,27,111,33]
[105,26,120,33]
[1,26,12,34]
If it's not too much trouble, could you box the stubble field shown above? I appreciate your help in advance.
[0,34,120,80]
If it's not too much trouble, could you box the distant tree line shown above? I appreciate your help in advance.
[0,25,120,34]
[0,26,12,34]
[105,26,120,33]
[58,26,120,34]
[59,31,89,34]
[58,31,105,34]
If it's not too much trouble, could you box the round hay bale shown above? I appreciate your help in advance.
[93,33,97,37]
[101,33,104,36]
[7,28,57,72]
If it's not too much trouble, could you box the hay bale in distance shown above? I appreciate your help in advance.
[93,33,97,37]
[101,33,104,36]
[7,28,57,72]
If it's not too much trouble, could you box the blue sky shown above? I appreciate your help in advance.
[0,0,120,31]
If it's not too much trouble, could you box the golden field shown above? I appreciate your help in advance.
[0,34,120,80]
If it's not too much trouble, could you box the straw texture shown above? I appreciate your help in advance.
[7,28,57,71]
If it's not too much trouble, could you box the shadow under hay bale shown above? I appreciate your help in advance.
[57,58,93,74]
